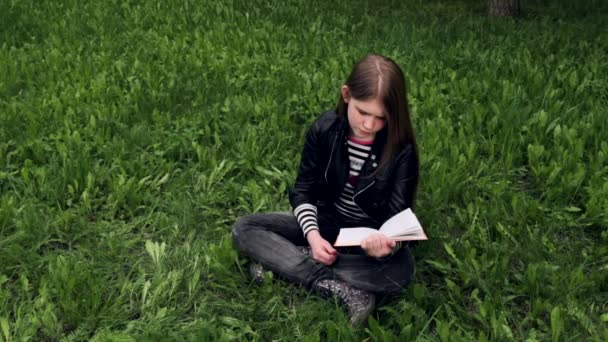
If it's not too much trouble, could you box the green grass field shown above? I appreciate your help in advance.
[1,0,607,340]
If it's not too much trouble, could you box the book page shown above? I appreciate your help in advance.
[333,208,428,247]
[333,227,383,247]
[379,208,422,238]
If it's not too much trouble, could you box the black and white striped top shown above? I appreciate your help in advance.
[294,137,373,237]
[294,203,318,237]
[334,138,373,221]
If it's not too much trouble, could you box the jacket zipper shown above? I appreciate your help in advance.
[324,134,339,183]
[352,180,379,223]
[327,132,379,223]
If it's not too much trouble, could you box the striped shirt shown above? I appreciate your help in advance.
[334,138,373,221]
[294,203,318,237]
[293,137,373,237]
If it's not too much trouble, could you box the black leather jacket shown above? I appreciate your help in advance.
[289,110,419,227]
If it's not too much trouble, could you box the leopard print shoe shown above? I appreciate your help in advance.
[313,279,376,327]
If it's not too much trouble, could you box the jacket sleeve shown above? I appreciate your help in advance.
[289,120,323,209]
[386,145,419,219]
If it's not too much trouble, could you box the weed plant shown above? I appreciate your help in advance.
[0,0,607,340]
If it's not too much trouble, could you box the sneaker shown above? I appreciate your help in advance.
[297,246,311,255]
[313,279,376,327]
[249,248,309,285]
[249,262,267,285]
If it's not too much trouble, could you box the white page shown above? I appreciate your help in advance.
[334,227,382,246]
[378,208,422,237]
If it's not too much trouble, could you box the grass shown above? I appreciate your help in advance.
[0,0,607,340]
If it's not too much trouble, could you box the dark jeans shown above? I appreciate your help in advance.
[232,211,415,294]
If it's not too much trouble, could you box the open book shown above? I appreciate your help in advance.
[334,208,428,247]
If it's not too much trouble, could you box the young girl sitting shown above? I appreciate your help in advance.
[232,54,419,327]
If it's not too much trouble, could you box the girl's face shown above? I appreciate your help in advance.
[341,86,387,142]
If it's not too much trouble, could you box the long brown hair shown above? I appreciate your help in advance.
[336,54,417,172]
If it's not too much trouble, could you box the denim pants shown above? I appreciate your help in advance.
[232,211,415,294]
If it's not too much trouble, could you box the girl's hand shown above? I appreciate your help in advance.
[306,231,338,266]
[361,233,395,258]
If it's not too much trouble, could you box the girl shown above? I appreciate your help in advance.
[232,54,419,327]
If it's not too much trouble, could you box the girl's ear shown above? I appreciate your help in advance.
[341,85,351,103]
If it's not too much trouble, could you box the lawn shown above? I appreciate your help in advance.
[0,0,607,340]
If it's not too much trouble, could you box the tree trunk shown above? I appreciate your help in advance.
[487,0,521,17]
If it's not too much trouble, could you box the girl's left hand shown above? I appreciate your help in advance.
[361,233,395,258]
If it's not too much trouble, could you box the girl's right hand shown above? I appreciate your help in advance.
[306,231,337,266]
